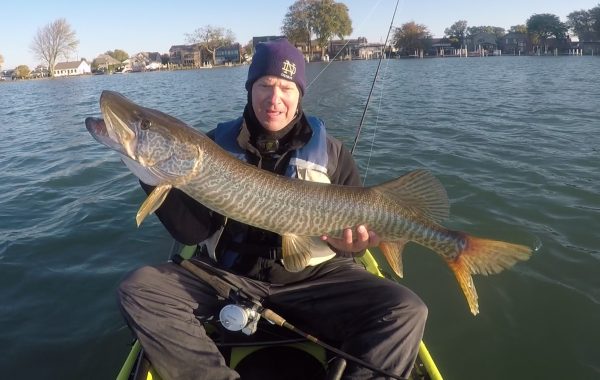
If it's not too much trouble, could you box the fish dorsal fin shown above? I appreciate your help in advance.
[372,169,449,223]
[136,184,173,226]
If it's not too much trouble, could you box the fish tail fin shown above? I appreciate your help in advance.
[446,235,533,315]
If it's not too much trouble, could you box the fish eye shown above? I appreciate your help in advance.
[140,119,151,130]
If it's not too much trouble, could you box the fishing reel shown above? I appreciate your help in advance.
[219,297,262,336]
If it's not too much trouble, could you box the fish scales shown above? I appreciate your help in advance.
[85,90,533,315]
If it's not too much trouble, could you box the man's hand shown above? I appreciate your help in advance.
[321,225,380,257]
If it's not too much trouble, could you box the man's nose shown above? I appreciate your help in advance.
[267,87,282,104]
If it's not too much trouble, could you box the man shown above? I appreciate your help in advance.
[118,38,427,380]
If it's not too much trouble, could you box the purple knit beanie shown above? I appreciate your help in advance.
[245,38,306,95]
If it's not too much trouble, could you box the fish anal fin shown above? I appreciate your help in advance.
[372,170,449,223]
[136,184,172,226]
[281,234,313,272]
[447,257,480,315]
[379,240,408,278]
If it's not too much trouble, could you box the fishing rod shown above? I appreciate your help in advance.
[350,0,401,156]
[171,254,408,380]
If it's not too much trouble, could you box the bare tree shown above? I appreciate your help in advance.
[186,25,235,65]
[30,18,79,77]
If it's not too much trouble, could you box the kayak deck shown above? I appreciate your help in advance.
[116,243,443,380]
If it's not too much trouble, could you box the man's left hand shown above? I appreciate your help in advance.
[321,225,380,257]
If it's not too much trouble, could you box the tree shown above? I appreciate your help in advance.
[393,22,432,56]
[567,5,600,41]
[282,0,314,50]
[311,0,352,56]
[467,26,506,40]
[509,25,528,34]
[282,0,352,58]
[186,25,235,65]
[30,18,79,77]
[444,20,468,48]
[14,65,30,79]
[241,40,253,62]
[526,14,568,53]
[591,4,600,36]
[105,49,129,62]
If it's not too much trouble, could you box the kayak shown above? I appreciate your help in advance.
[116,243,443,380]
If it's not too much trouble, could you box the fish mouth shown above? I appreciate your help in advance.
[85,116,127,155]
[97,90,140,158]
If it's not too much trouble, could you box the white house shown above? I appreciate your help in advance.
[53,59,91,77]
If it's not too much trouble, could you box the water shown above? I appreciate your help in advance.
[0,57,598,379]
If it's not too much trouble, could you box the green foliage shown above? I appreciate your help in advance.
[509,25,528,34]
[105,49,129,62]
[467,26,506,40]
[592,4,600,33]
[311,0,352,49]
[282,0,352,55]
[393,22,432,55]
[444,20,468,47]
[282,0,313,45]
[567,4,600,40]
[14,65,30,79]
[526,13,568,44]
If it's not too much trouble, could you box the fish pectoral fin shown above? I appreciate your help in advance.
[281,234,315,272]
[445,235,533,316]
[379,240,407,278]
[136,184,173,226]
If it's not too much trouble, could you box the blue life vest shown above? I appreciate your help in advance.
[213,116,329,180]
[205,115,335,267]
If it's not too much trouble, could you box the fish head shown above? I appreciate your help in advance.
[86,90,203,186]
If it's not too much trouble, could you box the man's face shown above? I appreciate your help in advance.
[251,75,300,132]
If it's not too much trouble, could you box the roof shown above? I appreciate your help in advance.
[54,60,88,70]
[95,54,121,65]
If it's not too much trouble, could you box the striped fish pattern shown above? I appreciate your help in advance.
[85,90,533,315]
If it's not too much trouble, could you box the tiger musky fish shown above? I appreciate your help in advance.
[85,90,533,315]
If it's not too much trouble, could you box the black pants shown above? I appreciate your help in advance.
[118,256,427,380]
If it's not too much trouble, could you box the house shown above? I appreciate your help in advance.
[468,32,498,55]
[430,38,457,56]
[53,59,91,77]
[357,42,385,59]
[579,39,600,55]
[130,52,163,72]
[169,44,203,67]
[328,37,367,60]
[500,32,528,55]
[30,65,49,78]
[215,43,241,65]
[93,54,122,72]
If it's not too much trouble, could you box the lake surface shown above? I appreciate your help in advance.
[1,56,598,379]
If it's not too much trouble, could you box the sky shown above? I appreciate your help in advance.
[0,0,597,69]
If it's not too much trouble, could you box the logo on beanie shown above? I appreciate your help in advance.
[281,59,296,80]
